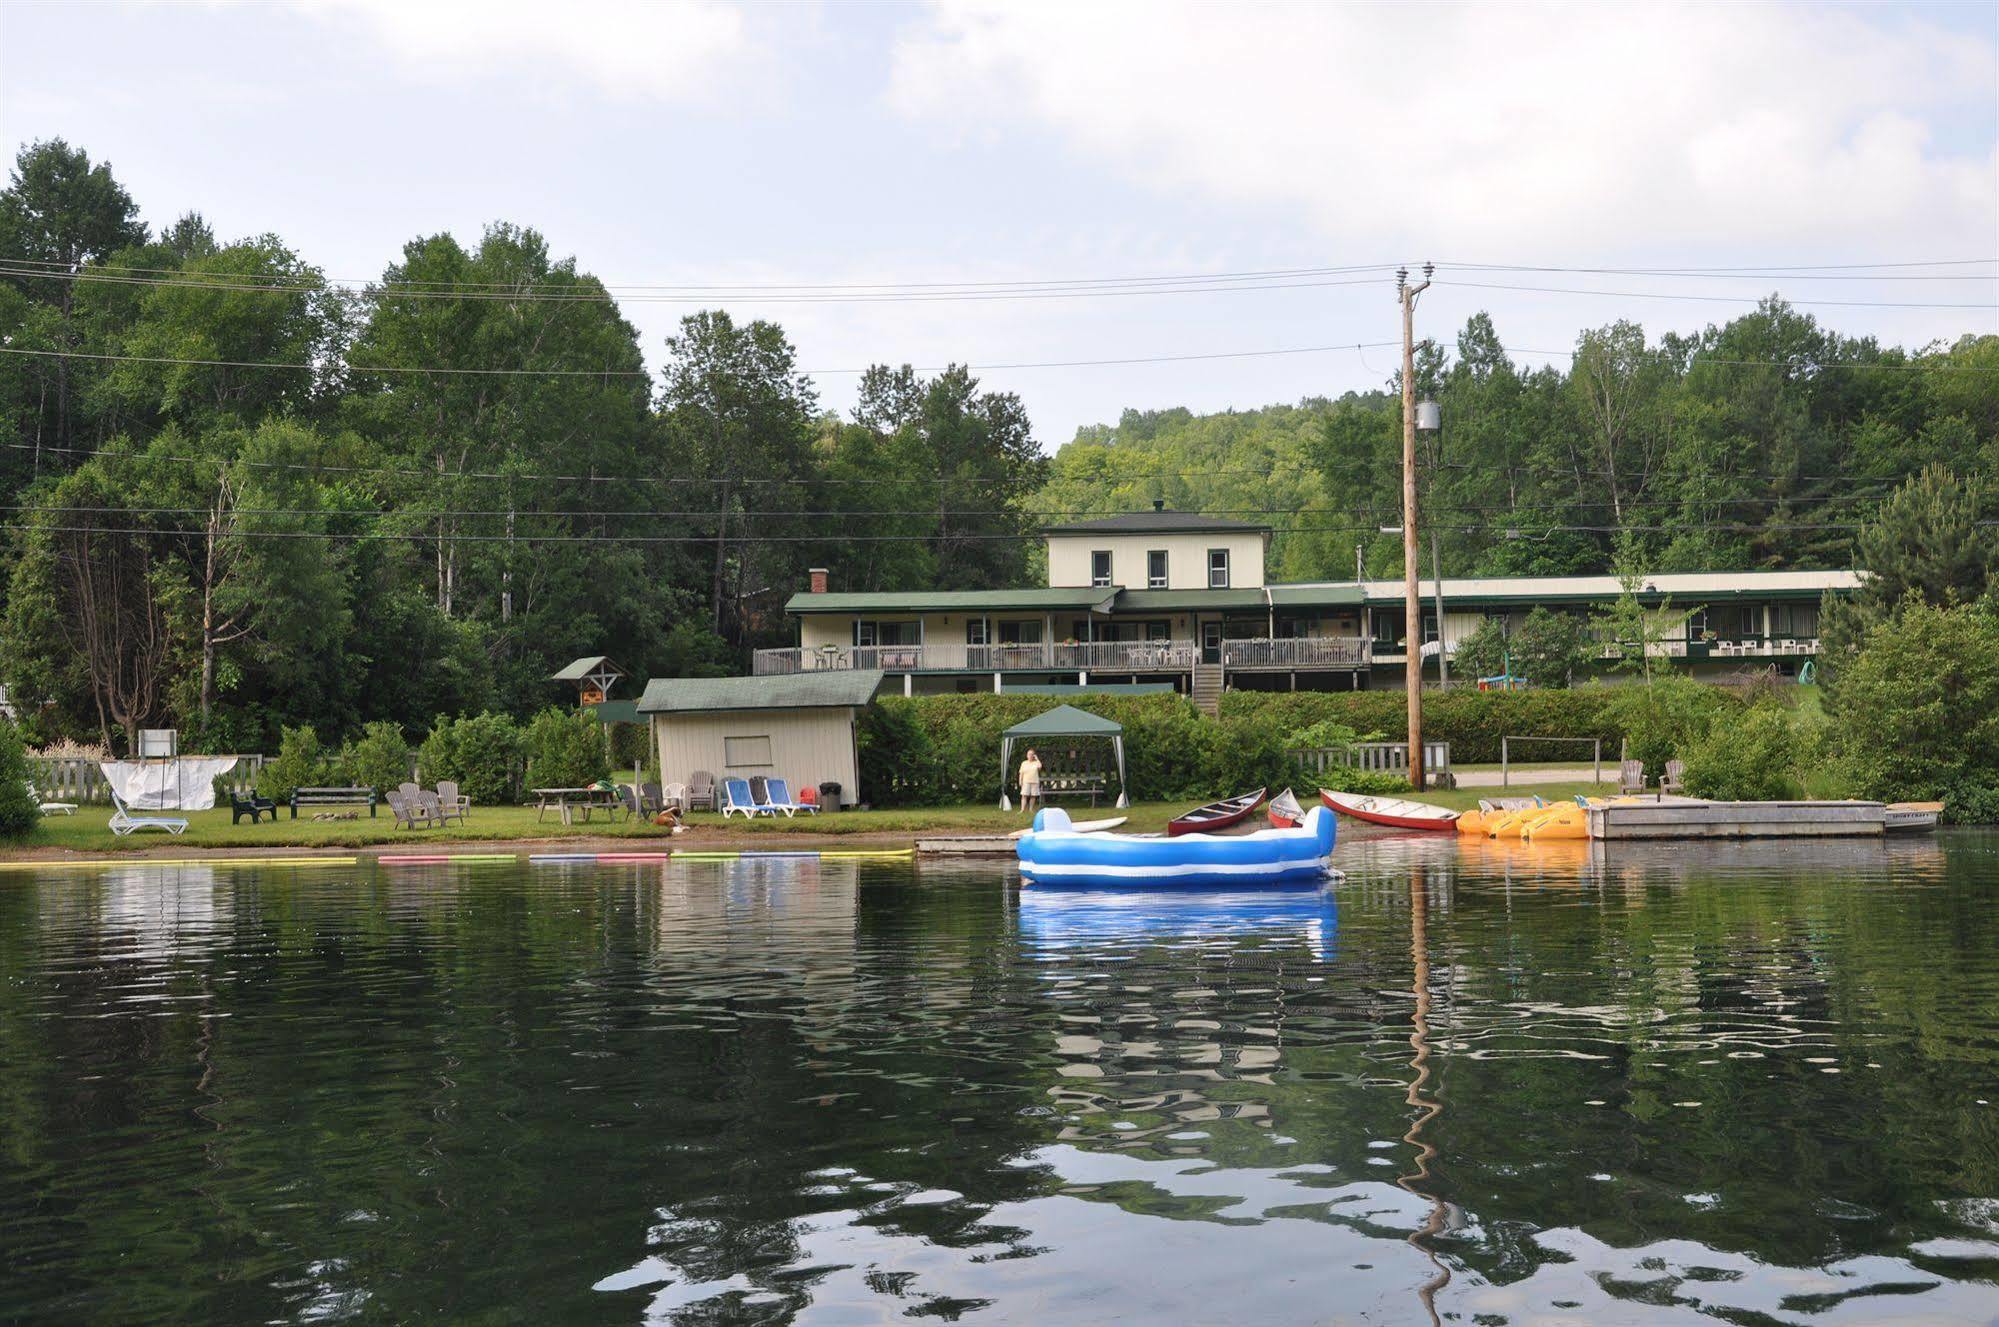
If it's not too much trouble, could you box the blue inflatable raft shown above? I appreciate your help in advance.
[1016,805,1338,888]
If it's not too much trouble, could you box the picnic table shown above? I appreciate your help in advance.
[533,786,624,826]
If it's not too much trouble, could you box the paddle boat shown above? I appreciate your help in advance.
[1319,789,1459,832]
[1167,788,1266,837]
[1884,801,1942,832]
[1017,804,1337,888]
[1456,796,1544,836]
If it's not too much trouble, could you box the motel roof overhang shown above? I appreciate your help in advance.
[784,588,1119,616]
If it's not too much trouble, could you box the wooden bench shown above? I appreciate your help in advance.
[289,786,378,819]
[231,793,278,824]
[1043,781,1106,808]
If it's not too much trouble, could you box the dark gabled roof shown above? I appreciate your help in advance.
[1042,510,1271,536]
[637,670,885,714]
[784,588,1117,615]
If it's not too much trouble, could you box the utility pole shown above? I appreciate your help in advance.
[1398,263,1433,790]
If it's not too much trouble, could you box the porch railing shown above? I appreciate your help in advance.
[753,636,1368,676]
[1222,637,1371,669]
[1289,741,1452,777]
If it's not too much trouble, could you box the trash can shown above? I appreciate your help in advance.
[817,781,842,810]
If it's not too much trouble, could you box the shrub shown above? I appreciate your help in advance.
[1451,619,1510,683]
[1510,607,1590,689]
[1605,676,1736,780]
[255,725,335,801]
[419,712,525,805]
[1826,599,1999,821]
[0,720,41,839]
[338,721,413,795]
[1681,704,1798,801]
[1221,687,1655,765]
[523,707,609,789]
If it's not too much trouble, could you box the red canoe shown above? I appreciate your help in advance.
[1167,788,1267,837]
[1268,788,1305,829]
[1320,788,1459,831]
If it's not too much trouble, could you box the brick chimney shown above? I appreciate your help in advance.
[808,567,830,594]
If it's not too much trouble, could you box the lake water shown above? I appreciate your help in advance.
[2,830,1997,1325]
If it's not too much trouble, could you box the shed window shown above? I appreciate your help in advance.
[723,735,773,767]
[1208,549,1230,589]
[1147,550,1168,588]
[1090,550,1113,587]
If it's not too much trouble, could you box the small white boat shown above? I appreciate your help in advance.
[1884,802,1941,832]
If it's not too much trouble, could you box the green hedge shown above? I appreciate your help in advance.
[1217,686,1746,765]
[857,694,1403,807]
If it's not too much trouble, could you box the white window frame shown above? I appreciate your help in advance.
[1207,548,1230,589]
[1147,549,1168,589]
[1090,550,1113,588]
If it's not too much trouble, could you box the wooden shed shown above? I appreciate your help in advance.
[637,670,884,809]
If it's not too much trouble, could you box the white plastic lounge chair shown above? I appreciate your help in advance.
[108,789,187,836]
[720,778,766,818]
[764,778,810,816]
[26,779,76,816]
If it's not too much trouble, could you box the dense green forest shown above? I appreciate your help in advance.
[1,138,1994,753]
[1040,312,1999,581]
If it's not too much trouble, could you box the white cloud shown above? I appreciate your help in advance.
[887,1,1999,260]
[285,0,749,101]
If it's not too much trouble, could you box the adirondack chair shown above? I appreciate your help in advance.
[639,783,665,817]
[756,778,800,817]
[1660,760,1686,796]
[1617,759,1648,795]
[720,778,763,818]
[688,771,717,812]
[437,780,471,819]
[108,789,188,837]
[387,790,435,830]
[421,789,464,827]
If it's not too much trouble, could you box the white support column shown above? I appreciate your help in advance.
[903,674,912,698]
[1078,671,1087,686]
[993,672,1002,694]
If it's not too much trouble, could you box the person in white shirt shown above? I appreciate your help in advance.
[1019,748,1043,817]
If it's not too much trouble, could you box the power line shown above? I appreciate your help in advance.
[1437,279,1998,310]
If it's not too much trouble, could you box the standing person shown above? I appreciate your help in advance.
[1019,747,1043,818]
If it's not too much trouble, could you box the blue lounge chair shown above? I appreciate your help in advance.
[754,778,799,818]
[109,789,188,836]
[770,779,817,815]
[721,778,765,818]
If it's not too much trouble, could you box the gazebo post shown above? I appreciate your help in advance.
[1000,735,1014,810]
[1114,735,1128,808]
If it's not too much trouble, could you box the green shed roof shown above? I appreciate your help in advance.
[1267,584,1364,608]
[785,588,1117,615]
[1001,703,1123,738]
[586,699,642,724]
[637,670,885,714]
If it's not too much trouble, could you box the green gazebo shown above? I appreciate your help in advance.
[999,704,1128,810]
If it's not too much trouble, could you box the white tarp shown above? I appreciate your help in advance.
[99,758,239,811]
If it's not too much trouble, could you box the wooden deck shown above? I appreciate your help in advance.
[1587,798,1886,840]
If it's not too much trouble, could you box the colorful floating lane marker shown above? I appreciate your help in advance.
[376,853,520,865]
[0,856,361,871]
[671,848,915,862]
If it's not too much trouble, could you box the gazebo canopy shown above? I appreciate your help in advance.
[1000,705,1127,810]
[1001,704,1123,739]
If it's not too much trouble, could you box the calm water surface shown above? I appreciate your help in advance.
[2,830,1997,1325]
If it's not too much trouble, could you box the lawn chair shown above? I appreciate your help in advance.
[421,789,464,827]
[794,783,821,815]
[1617,759,1647,796]
[688,771,717,812]
[662,782,691,814]
[25,779,76,816]
[387,790,434,830]
[614,783,644,821]
[437,780,471,819]
[755,778,799,817]
[108,789,188,837]
[720,778,764,818]
[639,783,664,818]
[1660,759,1686,796]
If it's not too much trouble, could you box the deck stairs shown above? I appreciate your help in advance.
[1191,663,1224,716]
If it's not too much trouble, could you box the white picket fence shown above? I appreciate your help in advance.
[27,755,269,805]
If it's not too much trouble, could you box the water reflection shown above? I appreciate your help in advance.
[0,838,1995,1325]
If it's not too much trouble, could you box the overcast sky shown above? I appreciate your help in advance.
[2,1,1994,446]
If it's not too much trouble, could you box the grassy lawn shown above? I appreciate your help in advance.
[4,799,1197,855]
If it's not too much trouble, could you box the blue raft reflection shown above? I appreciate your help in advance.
[1017,883,1339,961]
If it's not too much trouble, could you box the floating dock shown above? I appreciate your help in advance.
[1586,799,1886,840]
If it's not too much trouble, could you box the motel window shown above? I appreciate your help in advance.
[1207,548,1230,589]
[1090,550,1113,587]
[1371,610,1403,648]
[1772,602,1819,638]
[1686,609,1708,641]
[855,620,918,647]
[1147,549,1168,588]
[965,619,988,646]
[723,735,773,767]
[1421,613,1439,645]
[997,620,1043,645]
